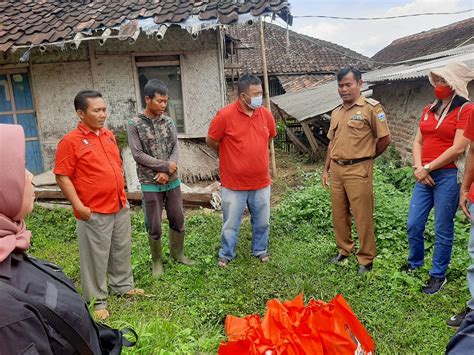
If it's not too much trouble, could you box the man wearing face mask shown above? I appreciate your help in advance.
[206,74,277,267]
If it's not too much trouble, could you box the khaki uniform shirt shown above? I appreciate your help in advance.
[327,96,390,160]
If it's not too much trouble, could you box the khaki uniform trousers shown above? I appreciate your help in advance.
[329,159,376,265]
[76,205,134,310]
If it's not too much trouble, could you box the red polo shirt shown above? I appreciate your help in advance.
[461,105,474,202]
[208,100,277,190]
[54,123,127,218]
[420,104,469,169]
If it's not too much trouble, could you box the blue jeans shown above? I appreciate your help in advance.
[407,168,459,278]
[218,186,271,261]
[467,204,474,309]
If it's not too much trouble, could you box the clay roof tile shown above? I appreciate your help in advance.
[0,1,290,52]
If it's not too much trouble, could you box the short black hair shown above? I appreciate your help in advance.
[336,66,362,82]
[144,79,169,99]
[74,90,102,112]
[237,74,262,95]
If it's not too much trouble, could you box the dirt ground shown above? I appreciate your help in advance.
[270,149,319,205]
[182,149,318,215]
[36,149,319,212]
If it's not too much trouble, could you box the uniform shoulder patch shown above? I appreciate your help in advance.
[365,97,380,106]
[374,105,386,122]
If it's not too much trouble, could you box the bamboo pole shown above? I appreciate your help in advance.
[259,17,277,176]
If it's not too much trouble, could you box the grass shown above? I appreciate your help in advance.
[25,153,471,354]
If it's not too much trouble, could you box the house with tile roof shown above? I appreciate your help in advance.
[366,45,474,163]
[0,1,290,176]
[271,44,474,163]
[224,22,373,96]
[372,17,474,64]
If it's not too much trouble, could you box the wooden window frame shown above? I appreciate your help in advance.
[132,53,187,133]
[0,68,38,142]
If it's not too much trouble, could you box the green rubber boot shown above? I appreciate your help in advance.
[169,229,195,265]
[148,238,164,277]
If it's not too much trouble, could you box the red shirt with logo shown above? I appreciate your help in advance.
[420,104,469,169]
[54,123,127,218]
[208,100,277,190]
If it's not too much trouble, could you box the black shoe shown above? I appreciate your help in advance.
[358,263,373,275]
[331,254,348,264]
[422,276,447,295]
[447,307,472,327]
[400,263,418,273]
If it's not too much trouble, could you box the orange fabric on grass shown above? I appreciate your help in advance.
[218,293,375,355]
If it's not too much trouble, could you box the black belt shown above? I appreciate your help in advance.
[332,157,372,166]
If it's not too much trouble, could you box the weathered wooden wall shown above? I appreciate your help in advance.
[1,27,225,171]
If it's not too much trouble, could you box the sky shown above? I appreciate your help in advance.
[276,0,473,57]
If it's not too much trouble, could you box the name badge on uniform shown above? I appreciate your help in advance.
[82,139,89,145]
[351,113,364,121]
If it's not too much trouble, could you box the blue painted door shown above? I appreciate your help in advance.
[0,71,44,174]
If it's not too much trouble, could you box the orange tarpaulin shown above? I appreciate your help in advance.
[218,293,374,355]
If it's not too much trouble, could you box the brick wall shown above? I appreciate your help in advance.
[372,80,474,164]
[371,80,428,164]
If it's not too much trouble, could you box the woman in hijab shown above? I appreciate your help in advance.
[0,124,102,354]
[404,61,474,295]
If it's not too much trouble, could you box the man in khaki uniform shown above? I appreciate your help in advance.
[322,66,391,274]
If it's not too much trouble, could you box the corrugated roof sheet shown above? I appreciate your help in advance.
[365,45,474,83]
[272,81,370,121]
[272,44,474,122]
[400,43,474,63]
[272,81,339,122]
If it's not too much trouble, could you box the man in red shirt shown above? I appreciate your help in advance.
[54,90,143,320]
[206,74,276,267]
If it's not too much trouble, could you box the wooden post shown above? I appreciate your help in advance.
[88,41,97,90]
[301,121,322,160]
[259,16,277,177]
[275,105,310,155]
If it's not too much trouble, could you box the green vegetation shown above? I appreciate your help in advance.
[26,158,471,353]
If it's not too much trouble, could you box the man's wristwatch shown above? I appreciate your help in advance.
[423,163,431,172]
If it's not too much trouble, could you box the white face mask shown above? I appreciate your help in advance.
[245,94,263,109]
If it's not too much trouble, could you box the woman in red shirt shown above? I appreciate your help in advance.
[405,61,473,295]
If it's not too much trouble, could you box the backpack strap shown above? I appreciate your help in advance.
[0,281,93,355]
[26,255,77,293]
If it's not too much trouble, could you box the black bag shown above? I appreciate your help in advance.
[0,255,138,355]
[95,322,138,355]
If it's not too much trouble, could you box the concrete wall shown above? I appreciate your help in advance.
[1,27,225,171]
[372,80,474,164]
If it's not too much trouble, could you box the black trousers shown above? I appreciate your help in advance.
[142,187,185,240]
